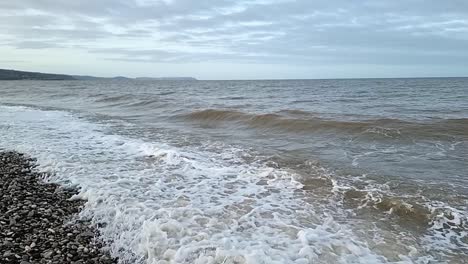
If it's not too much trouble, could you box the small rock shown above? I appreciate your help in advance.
[0,151,117,263]
[43,250,54,259]
[80,231,95,237]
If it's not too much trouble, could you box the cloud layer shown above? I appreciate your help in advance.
[1,0,467,79]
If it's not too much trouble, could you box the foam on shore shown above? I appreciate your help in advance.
[1,105,461,263]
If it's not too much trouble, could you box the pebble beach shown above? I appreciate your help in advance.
[0,151,117,264]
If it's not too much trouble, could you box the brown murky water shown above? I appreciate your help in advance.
[0,78,467,263]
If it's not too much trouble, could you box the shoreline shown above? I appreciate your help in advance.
[0,151,117,264]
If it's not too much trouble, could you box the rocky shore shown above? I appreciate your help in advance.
[0,151,117,264]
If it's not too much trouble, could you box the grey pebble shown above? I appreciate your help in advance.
[0,151,118,264]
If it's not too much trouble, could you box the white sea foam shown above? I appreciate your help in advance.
[0,105,382,263]
[332,171,468,262]
[423,201,468,254]
[0,105,454,263]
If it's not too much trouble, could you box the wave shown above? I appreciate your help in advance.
[95,94,135,103]
[93,94,168,111]
[0,105,395,263]
[125,99,166,109]
[341,186,468,255]
[266,154,468,258]
[277,109,316,116]
[1,104,466,262]
[157,91,176,96]
[220,96,248,100]
[180,109,468,139]
[343,189,431,226]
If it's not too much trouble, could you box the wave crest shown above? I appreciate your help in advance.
[180,109,468,138]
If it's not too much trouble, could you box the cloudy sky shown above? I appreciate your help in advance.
[1,0,468,79]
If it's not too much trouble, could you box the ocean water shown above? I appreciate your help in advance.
[0,78,467,263]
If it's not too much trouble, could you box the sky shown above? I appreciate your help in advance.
[1,0,468,80]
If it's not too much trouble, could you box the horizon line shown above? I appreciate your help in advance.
[1,67,467,81]
[199,76,468,81]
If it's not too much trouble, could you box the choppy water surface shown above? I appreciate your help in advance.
[0,78,467,263]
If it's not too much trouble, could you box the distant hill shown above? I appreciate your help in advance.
[0,68,197,81]
[73,76,197,81]
[0,69,75,80]
[70,75,100,81]
[135,77,197,81]
[71,75,128,81]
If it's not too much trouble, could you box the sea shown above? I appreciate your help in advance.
[0,78,467,263]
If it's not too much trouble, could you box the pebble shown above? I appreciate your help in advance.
[43,250,54,259]
[0,151,118,264]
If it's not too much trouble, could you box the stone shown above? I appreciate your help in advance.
[0,151,117,264]
[43,250,54,259]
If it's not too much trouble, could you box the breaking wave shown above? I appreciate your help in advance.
[0,105,402,264]
[180,109,468,139]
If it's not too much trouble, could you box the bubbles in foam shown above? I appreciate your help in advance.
[334,170,468,262]
[0,105,461,263]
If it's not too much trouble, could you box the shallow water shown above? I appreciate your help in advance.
[0,78,467,263]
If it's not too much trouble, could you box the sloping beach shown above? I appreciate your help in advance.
[0,151,117,264]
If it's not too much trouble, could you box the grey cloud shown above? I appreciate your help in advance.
[1,0,468,76]
[13,40,60,49]
[0,60,27,63]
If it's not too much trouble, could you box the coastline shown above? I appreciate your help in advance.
[0,151,117,264]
